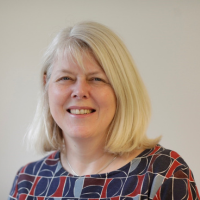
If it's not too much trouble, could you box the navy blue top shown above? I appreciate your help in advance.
[9,144,200,200]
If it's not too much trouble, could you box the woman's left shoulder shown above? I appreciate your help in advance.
[143,144,191,174]
[144,144,187,164]
[142,144,200,199]
[129,144,194,182]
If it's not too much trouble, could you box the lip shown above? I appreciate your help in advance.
[67,106,96,117]
[67,106,95,110]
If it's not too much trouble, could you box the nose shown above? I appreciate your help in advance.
[71,79,89,99]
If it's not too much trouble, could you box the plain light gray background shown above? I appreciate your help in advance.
[1,0,200,198]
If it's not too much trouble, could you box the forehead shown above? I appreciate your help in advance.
[52,50,104,74]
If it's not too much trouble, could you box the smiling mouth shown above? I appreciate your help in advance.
[67,109,96,115]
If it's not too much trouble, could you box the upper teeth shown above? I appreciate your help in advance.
[70,109,93,114]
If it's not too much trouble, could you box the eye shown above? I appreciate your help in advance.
[60,77,71,81]
[89,76,109,84]
[92,77,105,82]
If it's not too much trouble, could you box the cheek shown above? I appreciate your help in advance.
[98,89,116,113]
[48,85,68,109]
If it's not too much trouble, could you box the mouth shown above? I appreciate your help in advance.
[67,109,96,115]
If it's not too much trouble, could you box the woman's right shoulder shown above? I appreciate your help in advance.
[9,151,61,198]
[17,151,60,176]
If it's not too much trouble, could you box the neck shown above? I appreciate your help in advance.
[64,133,107,161]
[61,133,114,175]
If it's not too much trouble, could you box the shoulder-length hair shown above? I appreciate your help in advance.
[26,21,160,155]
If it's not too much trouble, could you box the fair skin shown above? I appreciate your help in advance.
[47,51,144,176]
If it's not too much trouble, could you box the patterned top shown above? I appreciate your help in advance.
[9,144,200,200]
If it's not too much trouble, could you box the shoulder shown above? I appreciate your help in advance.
[9,151,61,198]
[140,144,189,173]
[17,151,60,176]
[130,144,193,182]
[138,144,200,199]
[146,144,195,181]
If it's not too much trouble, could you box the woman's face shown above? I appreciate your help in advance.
[48,52,116,141]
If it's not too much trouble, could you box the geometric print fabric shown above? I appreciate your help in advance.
[8,144,200,200]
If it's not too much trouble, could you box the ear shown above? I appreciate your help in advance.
[43,74,47,86]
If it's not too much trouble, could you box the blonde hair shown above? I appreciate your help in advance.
[26,21,161,155]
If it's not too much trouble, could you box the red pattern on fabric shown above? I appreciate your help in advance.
[170,151,180,160]
[127,175,145,197]
[21,164,28,173]
[111,196,120,200]
[19,194,27,200]
[189,169,194,182]
[148,155,159,172]
[100,178,112,198]
[37,197,45,200]
[195,186,200,199]
[149,145,160,156]
[84,178,105,187]
[153,187,161,200]
[12,184,18,198]
[45,159,59,166]
[166,160,181,178]
[18,174,35,183]
[47,151,57,159]
[51,176,67,197]
[153,194,160,200]
[187,179,193,200]
[29,176,41,196]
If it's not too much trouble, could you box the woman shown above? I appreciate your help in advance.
[9,21,199,199]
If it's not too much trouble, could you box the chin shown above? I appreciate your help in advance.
[64,129,97,139]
